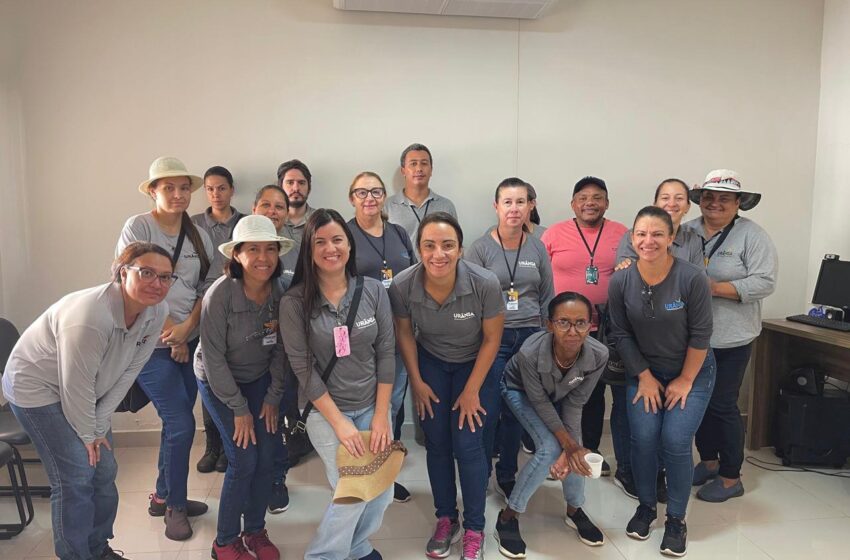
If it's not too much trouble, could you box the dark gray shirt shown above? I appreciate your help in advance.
[503,331,607,442]
[389,260,504,363]
[195,276,286,416]
[386,189,458,243]
[280,276,395,411]
[191,207,246,282]
[280,205,315,247]
[465,229,554,328]
[608,258,713,377]
[277,249,300,291]
[616,226,705,268]
[348,218,416,288]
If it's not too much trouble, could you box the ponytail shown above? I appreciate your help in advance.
[181,212,211,283]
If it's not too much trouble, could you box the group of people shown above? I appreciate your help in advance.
[1,142,779,560]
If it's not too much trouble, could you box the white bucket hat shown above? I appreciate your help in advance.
[138,156,203,194]
[219,215,296,259]
[689,169,762,211]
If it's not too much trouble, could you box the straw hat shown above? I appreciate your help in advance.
[332,432,407,505]
[689,169,761,211]
[218,215,295,258]
[138,156,203,194]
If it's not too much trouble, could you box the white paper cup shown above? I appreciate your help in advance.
[584,452,604,479]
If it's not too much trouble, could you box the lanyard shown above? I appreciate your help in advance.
[573,218,605,266]
[703,216,738,266]
[354,219,388,268]
[409,199,432,223]
[495,228,524,289]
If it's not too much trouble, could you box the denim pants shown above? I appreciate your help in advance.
[500,383,586,513]
[695,343,753,479]
[305,405,393,560]
[135,338,198,507]
[391,350,409,441]
[198,374,280,545]
[492,326,538,483]
[627,352,716,519]
[610,384,631,475]
[10,403,118,560]
[418,345,494,532]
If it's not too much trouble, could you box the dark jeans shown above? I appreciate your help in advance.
[272,379,299,484]
[695,343,753,479]
[491,326,538,483]
[418,345,495,532]
[581,329,606,451]
[11,403,117,560]
[136,338,198,507]
[610,383,630,474]
[201,402,222,450]
[628,352,716,519]
[198,374,280,545]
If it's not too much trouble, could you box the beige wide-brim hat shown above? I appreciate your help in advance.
[218,215,296,259]
[688,169,762,211]
[332,432,407,505]
[138,156,203,194]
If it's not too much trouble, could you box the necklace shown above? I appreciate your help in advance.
[553,341,579,371]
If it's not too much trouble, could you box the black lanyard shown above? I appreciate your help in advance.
[495,228,524,290]
[573,218,605,266]
[409,199,432,224]
[703,216,738,265]
[354,220,388,268]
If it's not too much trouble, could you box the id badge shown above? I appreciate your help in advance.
[506,289,519,311]
[585,265,599,285]
[262,333,276,346]
[381,267,394,289]
[333,325,351,357]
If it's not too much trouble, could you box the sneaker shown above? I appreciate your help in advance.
[660,515,688,557]
[462,529,485,560]
[495,512,526,558]
[148,494,208,517]
[394,482,411,503]
[358,550,383,560]
[565,508,604,546]
[625,504,657,540]
[164,506,192,541]
[242,529,280,560]
[657,470,668,504]
[99,545,126,559]
[426,517,461,558]
[196,445,220,473]
[496,479,515,502]
[211,539,254,560]
[613,469,638,499]
[521,442,534,455]
[692,462,719,486]
[215,451,229,473]
[267,481,290,514]
[696,478,744,503]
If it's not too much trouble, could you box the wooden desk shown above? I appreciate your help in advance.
[747,319,850,450]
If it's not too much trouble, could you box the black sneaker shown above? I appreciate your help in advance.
[656,470,668,504]
[626,504,657,540]
[215,451,228,473]
[196,445,220,473]
[614,469,638,500]
[564,508,604,546]
[99,545,126,559]
[148,494,208,517]
[394,482,411,503]
[660,515,687,557]
[495,511,526,558]
[267,481,290,514]
[496,479,515,502]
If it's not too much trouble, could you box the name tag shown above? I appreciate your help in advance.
[585,265,599,285]
[506,289,519,311]
[381,267,394,289]
[333,325,351,357]
[262,334,276,346]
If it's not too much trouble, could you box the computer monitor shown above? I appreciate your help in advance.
[812,257,850,310]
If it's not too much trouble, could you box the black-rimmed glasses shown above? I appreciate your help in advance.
[125,266,178,286]
[351,188,386,200]
[550,318,592,333]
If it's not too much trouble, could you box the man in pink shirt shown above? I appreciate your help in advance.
[541,176,627,475]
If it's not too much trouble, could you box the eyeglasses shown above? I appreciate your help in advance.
[550,318,592,333]
[642,285,655,319]
[126,266,178,286]
[351,188,386,200]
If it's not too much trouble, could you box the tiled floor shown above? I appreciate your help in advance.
[2,436,850,559]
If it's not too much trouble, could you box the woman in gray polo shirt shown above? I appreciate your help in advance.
[3,242,172,560]
[389,212,505,560]
[279,209,395,560]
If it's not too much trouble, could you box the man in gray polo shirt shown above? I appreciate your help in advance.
[276,159,316,245]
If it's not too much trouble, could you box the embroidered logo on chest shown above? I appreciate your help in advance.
[664,299,685,311]
[355,316,377,329]
[453,312,476,321]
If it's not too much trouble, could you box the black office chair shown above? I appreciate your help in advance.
[0,441,33,538]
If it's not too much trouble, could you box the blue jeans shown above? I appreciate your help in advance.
[10,403,118,560]
[305,405,392,560]
[627,352,716,519]
[418,345,495,532]
[135,338,198,507]
[492,327,539,483]
[500,383,586,513]
[198,374,280,545]
[391,350,409,441]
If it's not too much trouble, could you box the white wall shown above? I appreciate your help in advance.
[2,0,824,432]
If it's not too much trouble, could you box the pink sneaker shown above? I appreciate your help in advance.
[462,529,485,560]
[242,529,280,560]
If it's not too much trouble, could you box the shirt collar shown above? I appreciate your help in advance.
[399,189,436,208]
[108,281,153,334]
[318,275,356,314]
[409,260,474,305]
[539,332,597,375]
[204,207,242,228]
[230,277,284,313]
[284,205,315,229]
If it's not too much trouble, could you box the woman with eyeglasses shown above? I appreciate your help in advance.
[494,292,608,558]
[607,206,714,557]
[347,171,417,504]
[3,242,172,560]
[116,157,214,540]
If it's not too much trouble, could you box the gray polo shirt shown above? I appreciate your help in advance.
[503,331,607,442]
[348,218,416,286]
[683,216,778,348]
[280,276,395,411]
[277,248,300,291]
[2,282,167,443]
[608,258,713,377]
[385,189,458,243]
[465,228,554,329]
[616,226,705,268]
[195,276,286,416]
[280,205,315,247]
[530,225,547,240]
[191,207,246,282]
[389,260,505,363]
[116,212,215,346]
